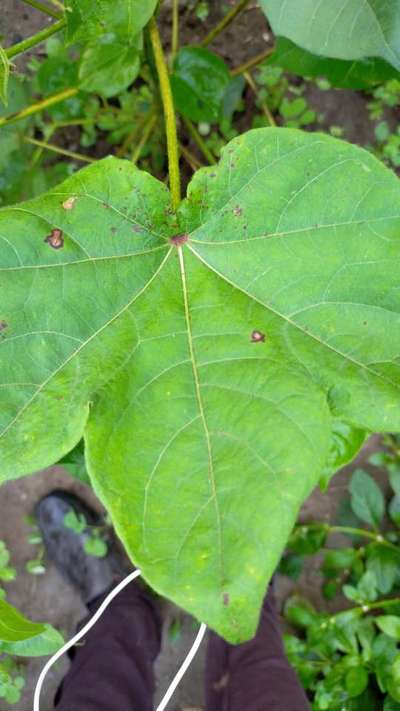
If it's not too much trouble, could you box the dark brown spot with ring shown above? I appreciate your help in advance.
[251,330,265,343]
[170,233,189,247]
[45,229,64,250]
[223,592,230,606]
[233,206,242,217]
[0,320,8,332]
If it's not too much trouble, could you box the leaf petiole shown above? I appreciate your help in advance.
[5,19,66,60]
[149,17,181,211]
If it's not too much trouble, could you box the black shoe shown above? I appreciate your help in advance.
[35,490,129,605]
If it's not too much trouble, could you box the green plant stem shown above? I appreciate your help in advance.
[201,0,251,47]
[328,524,399,551]
[244,70,276,127]
[182,116,216,165]
[305,522,400,552]
[333,597,400,621]
[6,19,66,60]
[132,113,157,164]
[149,17,181,211]
[0,86,78,127]
[20,0,61,19]
[47,0,65,10]
[171,0,179,63]
[231,47,274,76]
[24,136,95,163]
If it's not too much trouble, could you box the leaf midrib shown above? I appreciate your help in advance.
[178,246,224,588]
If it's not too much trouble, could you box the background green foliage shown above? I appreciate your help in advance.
[281,441,400,709]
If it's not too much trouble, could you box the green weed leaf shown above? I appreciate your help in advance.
[0,599,45,643]
[345,666,369,698]
[1,129,400,641]
[79,35,141,98]
[171,47,231,122]
[366,545,400,594]
[376,616,400,640]
[0,623,64,656]
[65,0,157,44]
[350,469,385,528]
[260,0,400,71]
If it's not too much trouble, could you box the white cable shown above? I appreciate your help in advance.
[33,568,207,711]
[156,622,207,711]
[33,569,141,711]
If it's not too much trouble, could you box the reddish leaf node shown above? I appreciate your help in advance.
[170,233,189,247]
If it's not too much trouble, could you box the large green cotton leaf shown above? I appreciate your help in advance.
[266,37,400,89]
[260,0,400,71]
[1,129,400,642]
[65,0,157,44]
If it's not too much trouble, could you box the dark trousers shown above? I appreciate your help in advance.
[55,579,310,711]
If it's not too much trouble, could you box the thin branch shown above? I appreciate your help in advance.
[231,46,274,76]
[171,0,179,64]
[24,136,95,163]
[180,143,203,171]
[0,87,78,127]
[20,0,61,19]
[182,116,216,165]
[132,113,157,164]
[244,70,276,127]
[6,19,66,60]
[201,0,251,47]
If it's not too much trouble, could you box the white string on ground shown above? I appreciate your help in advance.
[33,568,208,711]
[156,622,208,711]
[33,569,142,711]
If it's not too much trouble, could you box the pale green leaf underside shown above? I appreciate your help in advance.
[260,0,400,71]
[1,129,400,641]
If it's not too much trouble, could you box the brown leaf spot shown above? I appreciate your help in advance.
[213,673,229,692]
[233,206,242,217]
[251,330,265,343]
[62,196,77,210]
[111,227,117,234]
[132,225,142,233]
[0,320,8,332]
[44,229,64,250]
[170,233,189,247]
[223,592,230,606]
